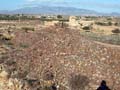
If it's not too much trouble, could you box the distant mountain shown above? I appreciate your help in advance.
[0,10,10,14]
[0,6,120,16]
[11,6,99,15]
[110,12,120,16]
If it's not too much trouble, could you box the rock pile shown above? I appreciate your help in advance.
[0,64,22,90]
[0,27,120,90]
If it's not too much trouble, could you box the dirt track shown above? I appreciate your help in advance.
[94,41,120,48]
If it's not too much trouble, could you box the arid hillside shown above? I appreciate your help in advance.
[0,26,120,90]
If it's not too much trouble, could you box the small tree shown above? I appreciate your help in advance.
[57,15,62,19]
[108,21,112,26]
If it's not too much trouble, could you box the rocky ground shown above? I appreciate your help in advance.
[0,26,120,90]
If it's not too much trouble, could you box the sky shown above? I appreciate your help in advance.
[0,0,120,13]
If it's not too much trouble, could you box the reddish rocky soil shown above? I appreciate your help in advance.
[0,26,120,90]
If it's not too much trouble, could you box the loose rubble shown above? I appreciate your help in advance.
[0,27,120,90]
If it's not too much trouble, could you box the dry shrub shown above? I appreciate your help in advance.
[43,71,54,81]
[22,27,35,32]
[69,74,89,90]
[54,22,68,28]
[112,28,120,34]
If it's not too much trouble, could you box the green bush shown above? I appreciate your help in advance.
[82,26,91,30]
[82,26,92,32]
[57,15,63,19]
[108,21,112,26]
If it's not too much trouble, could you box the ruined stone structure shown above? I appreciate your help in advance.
[44,21,59,26]
[69,16,80,27]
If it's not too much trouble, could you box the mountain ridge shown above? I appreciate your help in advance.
[0,6,120,16]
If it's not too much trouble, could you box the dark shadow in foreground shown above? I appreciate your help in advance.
[97,80,111,90]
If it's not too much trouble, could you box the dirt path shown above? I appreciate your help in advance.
[94,41,120,48]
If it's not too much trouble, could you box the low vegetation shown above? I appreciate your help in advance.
[22,27,35,32]
[19,43,29,48]
[112,28,120,34]
[80,31,120,45]
[82,26,92,32]
[95,21,112,26]
[0,14,36,20]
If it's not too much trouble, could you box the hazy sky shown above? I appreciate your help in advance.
[0,0,120,13]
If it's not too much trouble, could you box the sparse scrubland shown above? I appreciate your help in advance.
[0,16,120,90]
